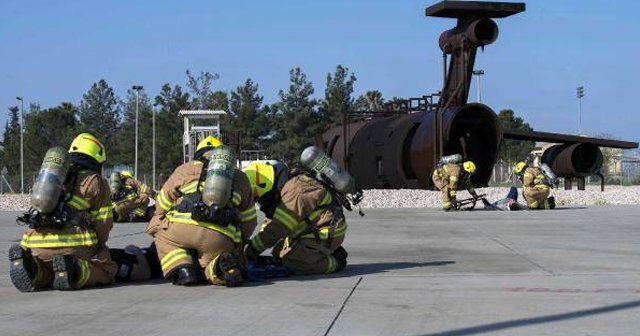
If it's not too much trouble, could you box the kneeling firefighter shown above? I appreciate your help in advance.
[110,170,155,222]
[8,133,147,292]
[146,137,257,286]
[243,146,363,275]
[432,156,479,211]
[514,161,556,210]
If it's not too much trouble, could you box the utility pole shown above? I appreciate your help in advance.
[577,86,584,135]
[16,97,24,194]
[472,70,485,103]
[132,85,143,178]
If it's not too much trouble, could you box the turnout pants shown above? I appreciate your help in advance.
[432,175,454,210]
[153,222,238,285]
[523,186,550,209]
[273,235,345,275]
[28,246,117,289]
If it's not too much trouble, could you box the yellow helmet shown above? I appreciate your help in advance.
[243,161,289,199]
[69,133,106,164]
[120,170,134,179]
[194,136,223,159]
[463,161,476,174]
[514,161,528,175]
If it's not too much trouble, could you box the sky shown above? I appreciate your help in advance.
[0,0,639,144]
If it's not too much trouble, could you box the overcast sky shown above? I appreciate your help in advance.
[1,0,638,143]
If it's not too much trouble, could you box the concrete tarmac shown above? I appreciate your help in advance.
[1,206,639,335]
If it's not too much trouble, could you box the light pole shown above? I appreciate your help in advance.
[472,70,485,103]
[152,106,156,190]
[132,85,143,178]
[576,86,585,135]
[15,97,24,194]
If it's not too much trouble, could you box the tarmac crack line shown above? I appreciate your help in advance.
[324,276,363,336]
[469,224,556,276]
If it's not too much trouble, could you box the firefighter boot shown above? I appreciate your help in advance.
[111,246,152,282]
[216,252,244,287]
[332,246,348,272]
[52,254,80,291]
[171,265,201,286]
[546,197,556,209]
[8,244,38,292]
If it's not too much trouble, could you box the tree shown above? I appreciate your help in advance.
[186,70,228,110]
[267,67,320,163]
[497,109,535,164]
[154,83,190,177]
[1,106,21,190]
[228,78,268,150]
[354,90,385,112]
[78,79,121,148]
[23,103,78,179]
[319,65,357,129]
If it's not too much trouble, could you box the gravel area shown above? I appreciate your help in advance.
[2,186,640,211]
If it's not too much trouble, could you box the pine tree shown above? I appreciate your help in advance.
[113,89,154,181]
[1,106,21,190]
[497,109,535,164]
[268,67,320,163]
[154,83,190,178]
[319,65,357,129]
[228,78,267,150]
[78,79,121,149]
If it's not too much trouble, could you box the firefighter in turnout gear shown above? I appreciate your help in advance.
[243,157,352,275]
[111,170,155,222]
[514,161,556,210]
[9,133,119,292]
[432,160,479,211]
[146,137,257,287]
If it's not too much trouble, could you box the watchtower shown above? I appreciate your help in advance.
[179,110,226,163]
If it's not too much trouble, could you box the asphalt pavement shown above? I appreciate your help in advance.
[1,206,639,336]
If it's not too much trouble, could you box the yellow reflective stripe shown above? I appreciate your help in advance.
[240,207,257,222]
[274,207,302,232]
[179,180,199,194]
[157,190,173,211]
[90,206,112,221]
[523,173,534,178]
[326,255,337,273]
[76,259,91,288]
[160,248,190,272]
[207,256,218,280]
[20,231,98,248]
[68,195,90,211]
[528,200,539,208]
[536,185,550,190]
[165,211,242,243]
[300,223,348,240]
[449,190,457,197]
[449,176,458,183]
[139,185,149,193]
[251,235,266,253]
[231,192,241,206]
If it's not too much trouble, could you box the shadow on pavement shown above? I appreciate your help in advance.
[419,299,640,336]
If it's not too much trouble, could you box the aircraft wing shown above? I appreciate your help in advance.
[503,128,638,149]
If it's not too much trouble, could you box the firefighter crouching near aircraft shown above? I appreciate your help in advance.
[111,170,154,222]
[9,133,120,291]
[146,137,257,286]
[432,158,479,211]
[243,146,363,275]
[514,161,556,209]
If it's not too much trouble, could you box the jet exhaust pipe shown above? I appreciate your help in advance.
[541,143,603,177]
[321,104,502,190]
[439,18,499,52]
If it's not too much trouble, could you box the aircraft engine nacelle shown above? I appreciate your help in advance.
[541,143,603,177]
[439,18,499,52]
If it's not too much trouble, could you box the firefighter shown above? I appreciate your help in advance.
[243,148,358,275]
[111,170,154,222]
[514,161,556,209]
[146,136,257,287]
[432,160,478,211]
[9,133,124,291]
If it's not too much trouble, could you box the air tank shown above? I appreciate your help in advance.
[439,154,462,165]
[109,172,122,195]
[202,145,235,207]
[31,147,70,214]
[300,146,355,195]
